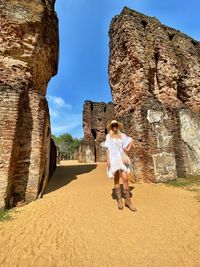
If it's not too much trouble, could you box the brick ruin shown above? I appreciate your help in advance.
[0,0,58,209]
[79,101,114,162]
[109,7,200,182]
[1,2,200,211]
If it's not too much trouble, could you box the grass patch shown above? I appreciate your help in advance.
[163,176,200,202]
[0,210,11,222]
[165,176,200,187]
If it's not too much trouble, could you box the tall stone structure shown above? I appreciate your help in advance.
[0,0,58,209]
[79,101,114,162]
[109,7,200,182]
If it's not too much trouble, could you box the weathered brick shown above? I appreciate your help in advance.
[79,101,114,162]
[0,0,58,209]
[109,8,200,182]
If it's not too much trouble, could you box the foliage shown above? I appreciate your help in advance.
[52,133,81,159]
[0,210,11,222]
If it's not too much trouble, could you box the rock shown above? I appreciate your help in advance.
[109,7,200,182]
[0,0,58,209]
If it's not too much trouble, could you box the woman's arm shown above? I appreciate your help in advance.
[106,148,111,168]
[124,139,134,152]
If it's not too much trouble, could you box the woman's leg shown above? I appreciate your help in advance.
[121,171,129,190]
[114,171,123,210]
[114,171,120,188]
[121,171,136,212]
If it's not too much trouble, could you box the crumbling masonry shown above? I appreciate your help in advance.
[79,101,114,162]
[109,7,200,182]
[0,0,58,209]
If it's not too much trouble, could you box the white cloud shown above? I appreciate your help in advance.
[47,95,72,109]
[52,120,81,134]
[49,108,59,118]
[47,94,83,138]
[51,113,82,136]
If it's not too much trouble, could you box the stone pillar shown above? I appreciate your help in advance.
[0,0,58,209]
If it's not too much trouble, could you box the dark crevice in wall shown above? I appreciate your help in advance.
[172,110,187,177]
[94,142,97,163]
[177,75,190,103]
[141,20,148,30]
[91,102,94,111]
[154,49,160,93]
[91,129,97,140]
[168,33,175,41]
[148,67,155,94]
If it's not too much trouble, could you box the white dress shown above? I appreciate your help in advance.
[104,133,133,178]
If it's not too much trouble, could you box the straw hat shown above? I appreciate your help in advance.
[106,120,123,130]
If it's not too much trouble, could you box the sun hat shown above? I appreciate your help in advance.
[106,120,123,130]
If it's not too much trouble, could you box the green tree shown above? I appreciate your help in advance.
[52,133,81,160]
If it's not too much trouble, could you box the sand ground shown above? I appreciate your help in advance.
[0,160,200,267]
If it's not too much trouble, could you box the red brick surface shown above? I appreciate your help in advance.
[109,8,200,182]
[0,1,58,209]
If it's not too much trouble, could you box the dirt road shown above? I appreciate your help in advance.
[0,161,200,267]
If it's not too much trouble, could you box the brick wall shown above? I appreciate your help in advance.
[0,0,58,209]
[109,8,200,182]
[79,101,114,163]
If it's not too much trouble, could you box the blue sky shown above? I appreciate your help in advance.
[47,0,200,138]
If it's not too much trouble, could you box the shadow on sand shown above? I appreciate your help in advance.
[111,184,135,199]
[44,164,97,195]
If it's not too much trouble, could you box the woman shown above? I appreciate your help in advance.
[104,120,137,212]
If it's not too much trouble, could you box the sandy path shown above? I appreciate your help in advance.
[0,161,200,267]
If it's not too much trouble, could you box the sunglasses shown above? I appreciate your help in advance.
[111,124,118,128]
